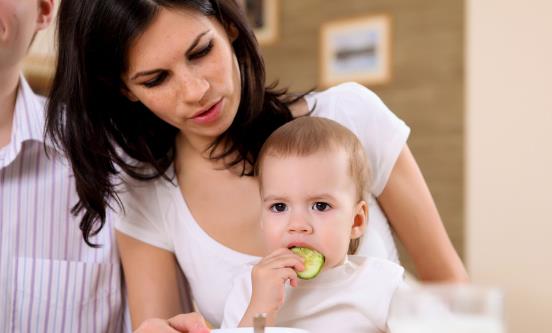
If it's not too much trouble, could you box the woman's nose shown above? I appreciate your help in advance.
[178,71,209,104]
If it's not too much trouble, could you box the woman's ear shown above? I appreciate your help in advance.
[227,24,239,42]
[351,200,368,240]
[121,86,139,102]
[36,0,55,31]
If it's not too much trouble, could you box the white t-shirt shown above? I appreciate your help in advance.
[114,82,410,327]
[221,256,406,333]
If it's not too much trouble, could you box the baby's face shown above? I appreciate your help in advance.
[260,149,366,269]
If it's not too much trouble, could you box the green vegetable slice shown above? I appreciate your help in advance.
[290,247,325,280]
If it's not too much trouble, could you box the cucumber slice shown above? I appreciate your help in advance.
[291,247,325,280]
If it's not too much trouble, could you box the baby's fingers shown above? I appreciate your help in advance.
[265,254,305,272]
[279,267,299,287]
[263,247,300,260]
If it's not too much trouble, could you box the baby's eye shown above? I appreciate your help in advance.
[270,203,287,213]
[312,202,331,212]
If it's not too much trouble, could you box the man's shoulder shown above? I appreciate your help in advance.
[16,75,48,139]
[19,75,47,107]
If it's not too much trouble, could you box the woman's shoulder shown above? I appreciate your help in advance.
[309,81,381,105]
[116,167,177,209]
[324,81,377,96]
[112,170,179,252]
[307,82,387,120]
[304,82,395,134]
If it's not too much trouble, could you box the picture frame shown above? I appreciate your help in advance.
[241,0,279,45]
[320,14,392,87]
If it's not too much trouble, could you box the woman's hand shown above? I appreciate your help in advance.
[134,313,210,333]
[239,248,304,326]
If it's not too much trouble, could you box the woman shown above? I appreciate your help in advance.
[46,0,468,330]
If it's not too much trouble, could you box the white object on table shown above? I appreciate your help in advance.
[211,328,309,333]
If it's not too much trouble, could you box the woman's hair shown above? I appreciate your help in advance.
[255,117,371,254]
[46,0,302,246]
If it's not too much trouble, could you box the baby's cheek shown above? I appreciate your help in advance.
[262,227,283,251]
[321,234,350,267]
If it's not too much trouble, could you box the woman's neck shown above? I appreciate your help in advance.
[172,95,310,175]
[175,132,219,166]
[174,132,246,176]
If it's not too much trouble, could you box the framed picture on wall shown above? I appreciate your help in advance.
[320,14,392,87]
[240,0,279,45]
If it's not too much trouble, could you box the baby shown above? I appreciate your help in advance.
[221,117,406,332]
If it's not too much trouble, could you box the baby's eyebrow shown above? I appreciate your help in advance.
[306,193,336,201]
[263,191,298,202]
[262,194,285,202]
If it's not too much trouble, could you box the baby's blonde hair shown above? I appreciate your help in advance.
[255,117,372,254]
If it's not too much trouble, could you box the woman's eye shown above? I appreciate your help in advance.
[142,72,168,88]
[189,41,214,60]
[270,203,287,213]
[312,202,331,212]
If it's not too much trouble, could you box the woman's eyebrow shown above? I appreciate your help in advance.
[184,30,210,56]
[130,30,210,81]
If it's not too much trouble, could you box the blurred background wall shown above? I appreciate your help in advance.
[258,0,465,277]
[466,0,552,332]
[22,0,551,331]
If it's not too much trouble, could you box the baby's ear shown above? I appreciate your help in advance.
[351,200,368,239]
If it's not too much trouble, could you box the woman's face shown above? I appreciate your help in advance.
[123,7,241,149]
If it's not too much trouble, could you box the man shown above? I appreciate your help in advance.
[0,1,129,331]
[1,2,209,332]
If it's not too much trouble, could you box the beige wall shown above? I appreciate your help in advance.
[466,0,552,332]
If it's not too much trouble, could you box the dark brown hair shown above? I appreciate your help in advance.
[46,0,304,246]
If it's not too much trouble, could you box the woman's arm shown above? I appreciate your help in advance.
[116,231,186,329]
[377,145,469,282]
[135,313,210,333]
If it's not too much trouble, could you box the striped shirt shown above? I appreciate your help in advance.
[0,76,130,332]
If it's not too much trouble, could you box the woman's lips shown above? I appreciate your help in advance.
[191,98,223,125]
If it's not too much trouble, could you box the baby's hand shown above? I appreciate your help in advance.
[249,248,304,315]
